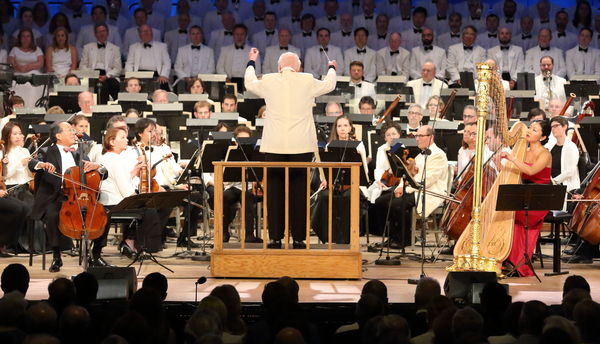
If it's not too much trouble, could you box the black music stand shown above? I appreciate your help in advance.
[496,184,567,282]
[110,191,188,274]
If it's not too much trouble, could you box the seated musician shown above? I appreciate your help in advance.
[193,100,212,119]
[76,91,95,116]
[64,74,81,86]
[221,94,249,123]
[151,89,169,104]
[325,102,344,117]
[358,96,376,115]
[425,95,448,122]
[222,125,262,243]
[405,104,423,136]
[366,122,402,206]
[312,115,369,244]
[28,121,103,272]
[186,77,206,95]
[124,77,142,93]
[545,116,580,192]
[98,127,163,260]
[457,122,477,175]
[0,122,33,256]
[500,119,552,277]
[0,96,24,134]
[374,125,449,249]
[527,108,547,122]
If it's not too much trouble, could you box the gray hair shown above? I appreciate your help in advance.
[278,52,301,71]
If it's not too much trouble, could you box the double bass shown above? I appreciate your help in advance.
[570,163,600,244]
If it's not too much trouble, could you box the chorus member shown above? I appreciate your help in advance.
[32,2,50,35]
[513,16,535,51]
[446,26,486,86]
[279,0,304,36]
[545,116,580,192]
[138,0,165,34]
[436,13,463,50]
[164,13,191,61]
[174,26,216,82]
[8,28,44,108]
[399,7,428,50]
[370,14,390,51]
[462,0,486,32]
[124,77,142,93]
[28,121,102,272]
[262,28,301,74]
[348,61,376,101]
[524,29,567,78]
[106,0,130,34]
[315,0,341,33]
[405,104,423,136]
[59,0,90,32]
[165,0,202,33]
[122,9,161,57]
[359,96,376,115]
[552,10,577,52]
[409,28,446,80]
[251,11,278,56]
[203,0,236,36]
[501,120,552,277]
[245,50,336,248]
[98,127,162,263]
[389,0,413,33]
[377,32,410,78]
[45,27,76,80]
[291,14,317,55]
[0,33,6,63]
[45,13,75,49]
[566,28,600,80]
[75,5,122,54]
[534,56,567,110]
[343,27,384,82]
[457,122,477,175]
[330,13,355,52]
[425,95,447,122]
[0,0,18,40]
[476,14,500,50]
[407,62,448,109]
[487,27,524,89]
[11,7,43,48]
[79,23,122,103]
[374,125,448,248]
[304,28,344,78]
[217,24,262,89]
[207,11,235,60]
[353,0,377,34]
[427,0,453,34]
[311,115,369,244]
[125,24,171,90]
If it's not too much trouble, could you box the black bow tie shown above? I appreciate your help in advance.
[266,30,275,36]
[292,17,300,23]
[328,16,337,21]
[488,33,497,38]
[342,31,351,37]
[409,128,418,132]
[540,19,549,24]
[73,13,82,18]
[97,43,106,49]
[437,15,447,20]
[579,47,588,52]
[179,29,187,34]
[271,0,279,4]
[471,16,480,20]
[544,76,552,81]
[357,48,366,54]
[522,34,532,39]
[402,17,410,21]
[235,45,245,50]
[216,10,222,15]
[500,46,509,50]
[191,45,201,50]
[423,83,432,86]
[390,50,399,56]
[378,34,386,39]
[451,33,460,38]
[414,28,423,34]
[320,47,328,52]
[365,15,373,20]
[280,46,288,50]
[423,45,433,51]
[558,32,566,38]
[540,46,550,51]
[255,16,264,21]
[505,18,514,23]
[464,46,473,50]
[224,31,233,36]
[143,43,152,48]
[354,83,362,88]
[303,32,312,37]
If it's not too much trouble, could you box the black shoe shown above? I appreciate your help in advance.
[177,238,200,248]
[245,236,263,243]
[89,257,113,267]
[439,246,454,255]
[166,228,178,238]
[562,255,593,264]
[223,232,230,243]
[119,243,136,259]
[293,241,306,249]
[49,258,62,273]
[563,248,576,256]
[267,240,282,249]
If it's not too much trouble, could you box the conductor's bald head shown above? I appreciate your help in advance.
[278,52,301,72]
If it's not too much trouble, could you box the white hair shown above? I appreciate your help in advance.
[278,52,301,72]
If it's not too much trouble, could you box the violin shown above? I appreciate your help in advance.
[136,143,160,193]
[380,149,416,188]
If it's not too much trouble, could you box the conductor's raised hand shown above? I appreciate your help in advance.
[248,48,259,62]
[327,60,338,70]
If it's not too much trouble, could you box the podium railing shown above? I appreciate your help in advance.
[211,161,363,279]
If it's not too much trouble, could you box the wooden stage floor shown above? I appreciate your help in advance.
[2,236,599,305]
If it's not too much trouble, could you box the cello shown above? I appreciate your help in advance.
[58,140,108,241]
[569,162,600,244]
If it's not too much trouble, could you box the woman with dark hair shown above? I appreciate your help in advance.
[45,12,74,48]
[8,28,44,108]
[186,77,206,94]
[32,1,50,35]
[501,120,552,277]
[572,0,592,30]
[11,7,43,47]
[46,26,77,79]
[545,116,580,192]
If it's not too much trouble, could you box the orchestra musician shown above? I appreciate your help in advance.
[425,95,447,122]
[457,122,476,175]
[545,116,580,192]
[405,104,423,136]
[28,121,104,273]
[501,119,552,277]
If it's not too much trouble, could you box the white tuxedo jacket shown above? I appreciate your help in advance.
[79,41,122,78]
[525,46,566,78]
[406,78,448,108]
[446,43,487,83]
[487,45,525,81]
[262,44,302,74]
[217,44,262,78]
[125,41,171,78]
[174,44,216,79]
[405,143,449,217]
[304,44,344,78]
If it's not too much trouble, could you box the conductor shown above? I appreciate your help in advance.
[245,48,337,248]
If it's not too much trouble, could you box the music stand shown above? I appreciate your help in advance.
[110,191,188,274]
[180,118,219,159]
[496,184,567,282]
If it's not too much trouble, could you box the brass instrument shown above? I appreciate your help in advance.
[449,62,528,274]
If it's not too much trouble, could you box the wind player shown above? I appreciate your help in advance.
[28,121,105,273]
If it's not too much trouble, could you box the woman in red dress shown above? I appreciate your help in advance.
[501,120,552,277]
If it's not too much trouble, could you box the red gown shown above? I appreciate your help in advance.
[506,163,551,277]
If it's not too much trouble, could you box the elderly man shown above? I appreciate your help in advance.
[407,61,448,108]
[534,56,567,111]
[245,49,337,248]
[151,89,169,104]
[125,24,171,89]
[325,102,343,116]
[77,91,94,116]
[405,104,424,136]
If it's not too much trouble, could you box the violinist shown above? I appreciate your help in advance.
[500,119,552,277]
[545,116,580,192]
[0,122,31,256]
[425,95,447,122]
[457,122,477,175]
[98,127,163,260]
[366,122,402,205]
[28,121,103,273]
[405,104,423,137]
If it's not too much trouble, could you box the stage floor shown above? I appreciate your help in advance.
[2,236,599,305]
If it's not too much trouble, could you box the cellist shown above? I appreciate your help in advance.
[28,121,103,273]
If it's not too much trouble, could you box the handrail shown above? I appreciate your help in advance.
[213,161,362,168]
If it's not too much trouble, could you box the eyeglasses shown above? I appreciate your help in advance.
[414,134,431,138]
[550,124,563,128]
[408,111,422,115]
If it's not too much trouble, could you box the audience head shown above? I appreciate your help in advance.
[232,24,248,45]
[573,299,600,342]
[0,291,27,327]
[111,311,152,344]
[414,277,441,309]
[1,263,30,296]
[452,306,484,341]
[198,295,227,329]
[362,314,410,344]
[520,300,550,336]
[274,327,305,344]
[26,302,58,334]
[48,278,76,315]
[185,308,222,341]
[562,288,591,320]
[356,293,386,328]
[59,305,90,344]
[73,272,98,306]
[563,275,591,297]
[358,96,376,115]
[209,284,245,334]
[362,280,388,305]
[142,272,168,301]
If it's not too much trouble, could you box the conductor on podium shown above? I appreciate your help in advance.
[244,48,337,248]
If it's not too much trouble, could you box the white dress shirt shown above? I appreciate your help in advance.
[487,44,525,81]
[244,16,266,37]
[208,29,234,60]
[534,73,567,105]
[565,45,600,80]
[406,78,448,108]
[122,26,162,58]
[525,45,567,78]
[477,31,500,50]
[353,14,377,35]
[291,31,316,57]
[262,44,301,74]
[377,46,410,78]
[244,65,336,154]
[405,143,448,217]
[217,44,262,78]
[304,44,344,78]
[409,45,447,80]
[57,144,76,173]
[151,144,182,187]
[436,31,463,50]
[457,147,474,176]
[164,28,191,61]
[330,30,356,52]
[75,23,122,54]
[513,31,536,51]
[343,45,384,82]
[2,147,33,185]
[389,15,413,34]
[165,14,202,32]
[553,30,578,51]
[98,151,136,206]
[174,43,216,79]
[349,80,376,101]
[251,29,279,56]
[316,15,341,33]
[446,43,487,83]
[369,32,389,51]
[279,16,302,35]
[400,27,427,51]
[125,41,171,78]
[80,41,122,78]
[146,11,166,34]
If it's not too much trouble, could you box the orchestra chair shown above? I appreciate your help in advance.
[538,211,573,272]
